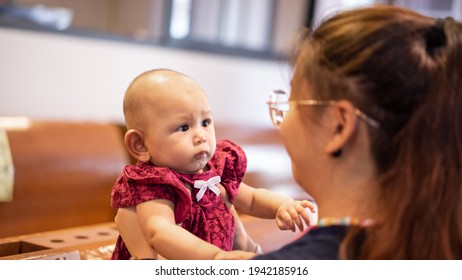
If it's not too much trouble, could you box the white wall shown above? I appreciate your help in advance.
[0,27,292,127]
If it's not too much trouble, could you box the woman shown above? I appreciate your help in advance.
[257,4,462,259]
[115,5,462,259]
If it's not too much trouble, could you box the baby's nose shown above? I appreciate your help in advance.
[195,135,207,144]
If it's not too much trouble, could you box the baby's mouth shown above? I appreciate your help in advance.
[194,151,208,160]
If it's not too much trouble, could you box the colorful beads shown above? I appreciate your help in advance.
[315,216,374,228]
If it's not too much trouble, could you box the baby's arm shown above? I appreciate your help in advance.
[115,207,158,259]
[234,182,316,232]
[218,183,261,254]
[136,199,255,260]
[230,205,262,254]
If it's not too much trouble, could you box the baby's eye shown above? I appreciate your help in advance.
[202,119,212,127]
[177,124,189,132]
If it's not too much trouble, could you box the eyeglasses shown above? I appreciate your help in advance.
[267,89,380,129]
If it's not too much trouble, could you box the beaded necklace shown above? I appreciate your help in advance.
[313,216,374,229]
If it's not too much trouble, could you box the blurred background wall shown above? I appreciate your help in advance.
[0,26,290,126]
[0,0,460,127]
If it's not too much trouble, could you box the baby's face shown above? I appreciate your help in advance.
[140,77,217,174]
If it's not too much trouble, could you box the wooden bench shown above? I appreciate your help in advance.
[0,117,128,259]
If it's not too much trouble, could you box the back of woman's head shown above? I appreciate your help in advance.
[293,5,462,259]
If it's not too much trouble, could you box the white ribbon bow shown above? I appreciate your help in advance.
[193,176,221,202]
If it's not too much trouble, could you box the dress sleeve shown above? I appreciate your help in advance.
[111,163,192,223]
[215,139,247,203]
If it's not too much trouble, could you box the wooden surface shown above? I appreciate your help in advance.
[0,222,118,260]
[0,119,129,238]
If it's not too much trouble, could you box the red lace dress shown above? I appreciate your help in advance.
[110,140,247,260]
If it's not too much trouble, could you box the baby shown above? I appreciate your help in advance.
[111,68,315,260]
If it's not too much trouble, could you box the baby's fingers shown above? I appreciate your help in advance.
[283,207,305,232]
[292,204,310,231]
[300,200,317,213]
[299,207,314,228]
[293,215,304,232]
[276,211,296,231]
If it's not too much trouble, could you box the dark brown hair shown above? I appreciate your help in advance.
[292,5,462,259]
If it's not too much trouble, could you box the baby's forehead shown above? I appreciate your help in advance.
[126,71,209,114]
[144,75,205,99]
[145,70,190,85]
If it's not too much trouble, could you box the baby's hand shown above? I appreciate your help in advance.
[214,250,256,260]
[276,200,316,232]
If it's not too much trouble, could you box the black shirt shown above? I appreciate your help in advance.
[253,226,349,260]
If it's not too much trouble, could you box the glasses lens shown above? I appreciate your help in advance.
[268,90,289,127]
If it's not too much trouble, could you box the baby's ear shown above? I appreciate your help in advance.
[124,129,150,163]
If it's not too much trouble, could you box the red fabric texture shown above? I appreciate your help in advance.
[110,140,247,259]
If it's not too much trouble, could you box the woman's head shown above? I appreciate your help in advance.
[123,69,216,174]
[292,5,458,170]
[285,5,462,258]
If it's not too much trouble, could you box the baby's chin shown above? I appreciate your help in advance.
[179,162,209,174]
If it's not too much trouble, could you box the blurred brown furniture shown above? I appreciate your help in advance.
[0,118,128,237]
[0,117,128,259]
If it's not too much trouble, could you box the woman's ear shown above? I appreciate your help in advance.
[324,100,359,156]
[124,129,151,163]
